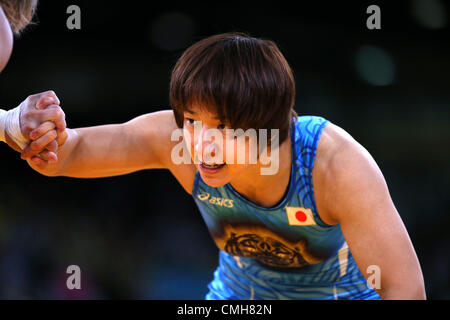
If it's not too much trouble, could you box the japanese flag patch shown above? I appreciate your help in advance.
[285,207,317,226]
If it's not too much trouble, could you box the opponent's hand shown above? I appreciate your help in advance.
[19,91,67,166]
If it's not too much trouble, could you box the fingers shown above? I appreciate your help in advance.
[45,91,60,106]
[21,129,58,160]
[56,129,68,147]
[28,90,60,107]
[29,152,57,170]
[28,105,66,134]
[29,121,56,140]
[46,140,58,153]
[44,105,66,134]
[25,109,67,152]
[30,129,58,154]
[20,91,66,156]
[31,122,67,148]
[22,145,58,163]
[36,96,58,110]
[35,150,57,162]
[21,142,58,162]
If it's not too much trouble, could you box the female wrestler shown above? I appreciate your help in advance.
[22,32,425,299]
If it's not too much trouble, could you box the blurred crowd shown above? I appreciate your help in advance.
[0,1,448,299]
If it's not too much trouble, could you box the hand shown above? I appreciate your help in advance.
[19,91,68,167]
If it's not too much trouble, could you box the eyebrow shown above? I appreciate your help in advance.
[185,110,221,120]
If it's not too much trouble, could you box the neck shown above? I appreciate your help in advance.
[229,131,292,207]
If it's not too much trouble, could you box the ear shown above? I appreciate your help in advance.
[0,6,14,73]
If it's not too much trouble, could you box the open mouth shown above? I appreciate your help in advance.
[201,162,226,169]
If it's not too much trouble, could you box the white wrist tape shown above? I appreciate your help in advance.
[0,104,29,149]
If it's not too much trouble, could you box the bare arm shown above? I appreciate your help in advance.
[24,110,179,178]
[314,123,426,300]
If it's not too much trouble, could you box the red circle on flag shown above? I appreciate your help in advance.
[295,210,307,222]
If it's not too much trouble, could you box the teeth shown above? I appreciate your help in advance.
[202,163,224,168]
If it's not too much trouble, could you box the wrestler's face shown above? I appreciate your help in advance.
[182,105,260,188]
[0,6,13,73]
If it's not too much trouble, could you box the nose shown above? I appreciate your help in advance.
[194,125,218,162]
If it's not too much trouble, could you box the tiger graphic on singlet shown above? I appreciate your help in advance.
[192,115,381,300]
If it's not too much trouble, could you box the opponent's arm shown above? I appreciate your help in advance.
[22,110,179,178]
[314,123,426,300]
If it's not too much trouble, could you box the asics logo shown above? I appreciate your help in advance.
[197,192,234,208]
[197,192,210,201]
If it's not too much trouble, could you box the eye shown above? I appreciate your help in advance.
[218,123,226,130]
[185,117,195,125]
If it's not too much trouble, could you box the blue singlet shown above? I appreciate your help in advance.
[192,116,380,300]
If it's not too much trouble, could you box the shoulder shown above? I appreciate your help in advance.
[124,110,179,165]
[126,110,197,194]
[125,109,178,138]
[312,121,389,225]
[156,110,197,195]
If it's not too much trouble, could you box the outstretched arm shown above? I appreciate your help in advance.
[21,110,180,178]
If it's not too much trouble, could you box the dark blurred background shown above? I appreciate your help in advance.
[0,0,448,299]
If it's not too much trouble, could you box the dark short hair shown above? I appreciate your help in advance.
[170,32,297,146]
